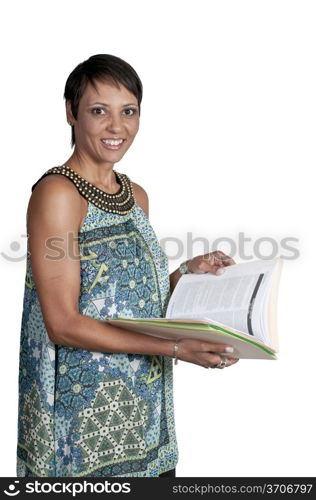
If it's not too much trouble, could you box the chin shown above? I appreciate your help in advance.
[95,153,124,165]
[100,147,128,160]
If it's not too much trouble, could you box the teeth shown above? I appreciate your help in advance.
[102,139,123,146]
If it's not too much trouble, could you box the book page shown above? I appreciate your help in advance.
[166,259,279,342]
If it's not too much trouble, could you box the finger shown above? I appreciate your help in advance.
[222,257,236,266]
[215,266,226,275]
[200,343,234,354]
[214,255,236,267]
[200,259,227,275]
[207,357,239,369]
[214,260,235,274]
[202,253,224,265]
[201,255,234,274]
[203,353,224,368]
[202,263,226,275]
[210,251,230,260]
[210,250,226,258]
[209,251,236,266]
[215,357,236,369]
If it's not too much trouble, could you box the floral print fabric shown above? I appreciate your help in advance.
[17,190,178,477]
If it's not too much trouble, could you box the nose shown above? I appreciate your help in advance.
[107,113,123,133]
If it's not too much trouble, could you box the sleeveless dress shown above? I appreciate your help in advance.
[16,165,179,477]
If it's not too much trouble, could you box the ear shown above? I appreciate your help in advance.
[66,100,75,125]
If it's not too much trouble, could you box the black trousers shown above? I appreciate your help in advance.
[159,467,176,477]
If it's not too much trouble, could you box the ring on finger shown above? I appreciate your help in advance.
[216,358,227,369]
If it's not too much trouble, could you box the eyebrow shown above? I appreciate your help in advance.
[90,102,138,107]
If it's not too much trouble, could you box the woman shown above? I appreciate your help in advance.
[17,54,238,478]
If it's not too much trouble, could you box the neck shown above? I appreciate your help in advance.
[64,149,119,192]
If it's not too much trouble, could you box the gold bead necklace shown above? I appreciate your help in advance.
[32,164,136,215]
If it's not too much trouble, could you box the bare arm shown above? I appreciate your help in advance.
[27,176,238,369]
[28,175,174,357]
[169,267,183,295]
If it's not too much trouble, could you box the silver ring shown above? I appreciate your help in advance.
[216,359,227,369]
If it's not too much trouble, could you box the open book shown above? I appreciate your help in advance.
[107,258,283,360]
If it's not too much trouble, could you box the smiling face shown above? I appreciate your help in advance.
[66,79,140,166]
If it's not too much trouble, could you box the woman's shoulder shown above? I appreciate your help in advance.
[27,170,82,226]
[31,166,83,199]
[31,168,80,196]
[130,180,149,217]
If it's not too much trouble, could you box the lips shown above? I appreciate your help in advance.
[101,138,125,150]
[102,139,124,146]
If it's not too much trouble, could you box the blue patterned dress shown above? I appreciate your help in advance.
[17,166,179,477]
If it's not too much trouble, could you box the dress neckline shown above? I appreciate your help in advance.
[33,164,136,215]
[62,164,123,197]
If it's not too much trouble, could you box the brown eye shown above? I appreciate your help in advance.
[124,108,137,116]
[92,108,105,115]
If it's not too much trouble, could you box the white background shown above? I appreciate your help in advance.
[0,0,315,477]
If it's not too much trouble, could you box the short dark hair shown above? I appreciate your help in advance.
[64,54,143,147]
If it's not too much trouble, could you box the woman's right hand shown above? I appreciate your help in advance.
[174,338,239,369]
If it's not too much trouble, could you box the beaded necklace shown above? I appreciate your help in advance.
[32,164,136,215]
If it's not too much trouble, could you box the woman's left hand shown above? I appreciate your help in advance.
[184,251,239,367]
[186,250,236,275]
